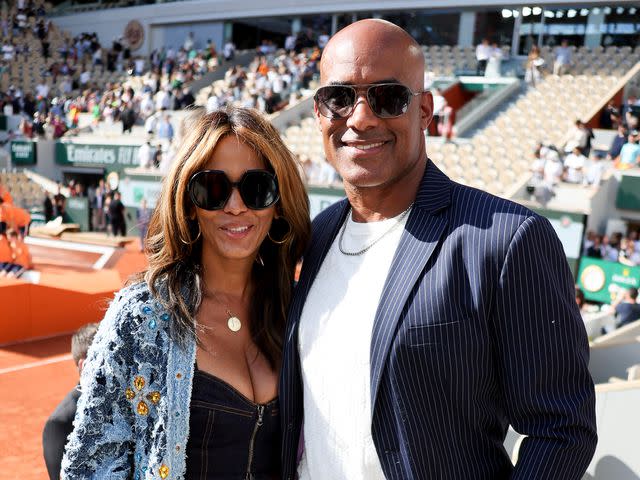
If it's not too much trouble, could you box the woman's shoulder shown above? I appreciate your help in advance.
[102,281,171,338]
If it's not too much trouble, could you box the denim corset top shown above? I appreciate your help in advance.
[185,366,281,480]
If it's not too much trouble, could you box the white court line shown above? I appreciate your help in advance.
[0,354,74,375]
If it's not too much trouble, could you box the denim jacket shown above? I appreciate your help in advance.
[61,282,197,480]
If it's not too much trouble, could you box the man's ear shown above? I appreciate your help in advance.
[77,358,84,375]
[420,91,434,131]
[313,100,323,131]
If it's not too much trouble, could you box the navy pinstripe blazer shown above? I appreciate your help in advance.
[280,161,597,480]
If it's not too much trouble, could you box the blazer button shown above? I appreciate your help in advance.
[287,421,294,430]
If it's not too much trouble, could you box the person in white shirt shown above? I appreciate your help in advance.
[563,147,587,184]
[280,18,596,480]
[79,69,91,86]
[553,39,572,75]
[36,81,50,99]
[543,149,564,185]
[137,141,154,169]
[583,154,607,187]
[475,38,492,75]
[223,41,236,62]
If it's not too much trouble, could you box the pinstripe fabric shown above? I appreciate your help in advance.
[280,161,597,480]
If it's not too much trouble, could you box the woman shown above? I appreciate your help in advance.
[62,107,311,479]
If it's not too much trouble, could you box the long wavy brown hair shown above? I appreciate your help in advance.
[138,107,311,368]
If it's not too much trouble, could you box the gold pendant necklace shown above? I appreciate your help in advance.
[226,310,242,332]
[204,289,242,333]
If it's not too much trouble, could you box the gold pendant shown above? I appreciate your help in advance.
[227,316,242,332]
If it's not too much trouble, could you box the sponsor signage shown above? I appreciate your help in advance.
[56,143,140,171]
[577,257,640,304]
[10,140,37,165]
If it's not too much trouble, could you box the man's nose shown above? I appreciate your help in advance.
[346,93,379,131]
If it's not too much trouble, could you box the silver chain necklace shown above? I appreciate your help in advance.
[338,203,413,256]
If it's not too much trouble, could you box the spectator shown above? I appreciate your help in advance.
[600,101,621,130]
[619,238,640,266]
[43,322,99,480]
[583,154,606,188]
[43,192,54,222]
[0,179,13,204]
[476,39,492,75]
[53,184,66,219]
[108,191,126,237]
[543,148,564,185]
[90,179,107,232]
[136,198,151,252]
[563,147,587,184]
[525,45,545,86]
[121,102,136,134]
[613,288,640,328]
[484,42,503,78]
[564,120,593,156]
[137,140,154,169]
[0,228,31,277]
[585,235,603,258]
[615,130,640,169]
[608,124,628,161]
[223,40,236,62]
[553,39,572,75]
[156,114,174,145]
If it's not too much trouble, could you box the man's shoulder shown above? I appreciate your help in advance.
[311,198,348,230]
[449,181,535,225]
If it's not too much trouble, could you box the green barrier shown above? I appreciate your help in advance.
[616,174,640,211]
[66,197,90,232]
[577,257,640,304]
[10,140,37,165]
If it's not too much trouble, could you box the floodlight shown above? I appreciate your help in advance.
[532,7,542,15]
[603,7,611,15]
[567,9,577,18]
[580,8,590,16]
[522,7,532,17]
[544,10,555,18]
[630,7,637,14]
[616,7,624,14]
[501,9,513,18]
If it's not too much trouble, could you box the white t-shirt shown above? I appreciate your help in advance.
[298,206,411,480]
[564,153,586,183]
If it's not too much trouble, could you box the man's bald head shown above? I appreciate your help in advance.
[321,19,424,87]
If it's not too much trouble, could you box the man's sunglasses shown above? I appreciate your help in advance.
[314,83,423,119]
[188,169,280,211]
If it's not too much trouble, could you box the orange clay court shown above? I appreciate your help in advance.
[0,236,147,480]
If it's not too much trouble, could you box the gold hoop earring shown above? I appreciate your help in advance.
[268,217,292,245]
[180,224,202,245]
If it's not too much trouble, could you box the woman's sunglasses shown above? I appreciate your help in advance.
[314,82,423,119]
[188,169,280,211]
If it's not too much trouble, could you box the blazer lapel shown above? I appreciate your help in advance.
[287,199,350,338]
[370,162,453,408]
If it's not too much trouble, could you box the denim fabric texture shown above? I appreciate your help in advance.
[61,282,197,480]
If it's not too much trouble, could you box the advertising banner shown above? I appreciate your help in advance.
[10,140,37,165]
[56,142,140,171]
[577,257,640,304]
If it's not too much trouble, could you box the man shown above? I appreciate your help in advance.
[553,39,572,75]
[613,287,640,328]
[43,323,99,480]
[280,20,596,480]
[563,146,587,184]
[616,130,640,169]
[607,124,628,161]
[108,191,126,237]
[475,38,491,75]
